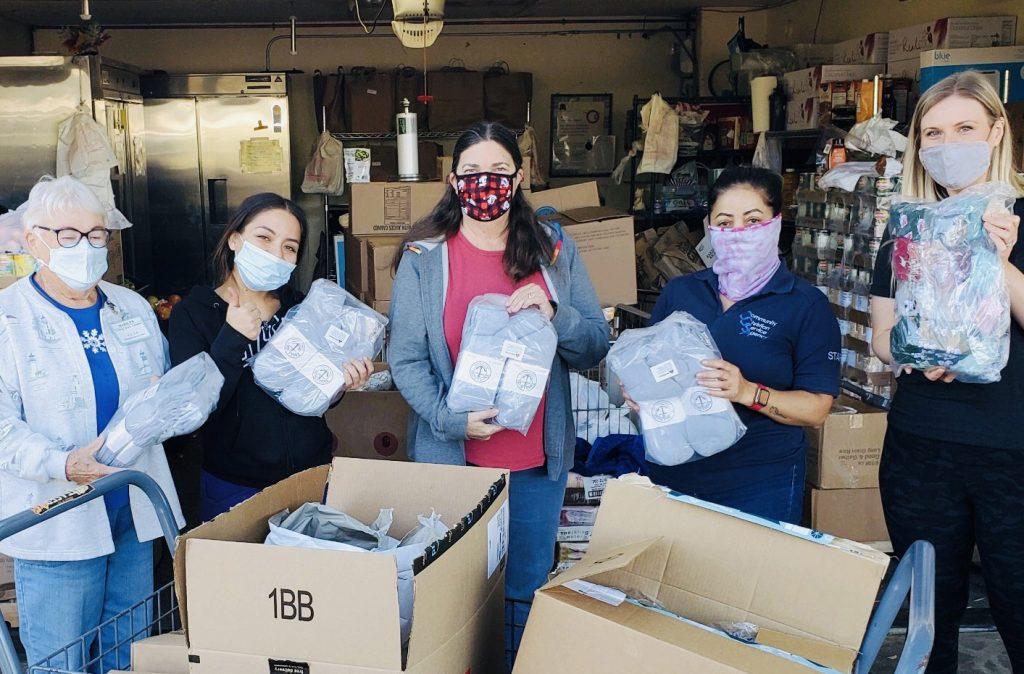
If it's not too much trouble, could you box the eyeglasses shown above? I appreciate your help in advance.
[34,226,111,249]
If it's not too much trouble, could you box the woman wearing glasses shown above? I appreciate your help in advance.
[0,176,184,671]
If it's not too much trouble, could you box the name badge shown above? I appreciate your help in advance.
[113,317,151,344]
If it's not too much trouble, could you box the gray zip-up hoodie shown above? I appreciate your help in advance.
[389,225,609,480]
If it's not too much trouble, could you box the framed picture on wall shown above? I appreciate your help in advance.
[550,93,616,177]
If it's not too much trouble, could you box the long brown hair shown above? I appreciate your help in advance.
[391,121,553,281]
[209,192,308,286]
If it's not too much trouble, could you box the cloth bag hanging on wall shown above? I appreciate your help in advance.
[394,65,429,129]
[427,60,485,132]
[483,61,532,129]
[345,67,396,133]
[323,67,347,133]
[637,93,679,175]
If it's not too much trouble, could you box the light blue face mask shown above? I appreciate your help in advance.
[40,237,108,291]
[918,141,992,190]
[234,240,296,291]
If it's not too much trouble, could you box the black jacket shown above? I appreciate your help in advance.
[168,285,333,487]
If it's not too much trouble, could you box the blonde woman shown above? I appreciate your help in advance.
[870,71,1024,673]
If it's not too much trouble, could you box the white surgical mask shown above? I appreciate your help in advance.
[234,240,296,291]
[918,141,992,190]
[39,238,108,291]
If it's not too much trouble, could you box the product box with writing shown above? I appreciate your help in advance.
[805,395,887,490]
[887,16,1017,64]
[806,487,889,544]
[784,65,886,130]
[525,181,600,215]
[326,364,411,462]
[175,458,509,674]
[131,631,188,674]
[834,33,890,65]
[920,46,1024,102]
[349,182,447,237]
[513,477,891,674]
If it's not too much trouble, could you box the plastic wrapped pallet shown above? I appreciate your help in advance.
[888,182,1014,383]
[252,280,387,416]
[447,294,557,434]
[608,311,746,465]
[96,353,223,467]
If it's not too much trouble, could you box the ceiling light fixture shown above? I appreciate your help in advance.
[391,0,445,48]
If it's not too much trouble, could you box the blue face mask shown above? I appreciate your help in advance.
[40,237,108,291]
[234,240,296,291]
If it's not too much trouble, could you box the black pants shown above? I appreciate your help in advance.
[880,427,1024,673]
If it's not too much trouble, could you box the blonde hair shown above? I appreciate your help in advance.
[901,71,1024,200]
[21,175,106,232]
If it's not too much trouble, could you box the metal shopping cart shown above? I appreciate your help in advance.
[0,472,181,674]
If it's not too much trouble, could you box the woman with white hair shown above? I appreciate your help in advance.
[0,176,184,670]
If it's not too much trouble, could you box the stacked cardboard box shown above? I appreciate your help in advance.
[326,363,412,462]
[886,16,1017,83]
[634,221,709,290]
[783,65,885,131]
[555,474,608,573]
[803,396,889,544]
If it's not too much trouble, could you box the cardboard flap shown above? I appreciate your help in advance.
[525,182,600,212]
[543,538,661,590]
[560,206,626,223]
[185,539,404,670]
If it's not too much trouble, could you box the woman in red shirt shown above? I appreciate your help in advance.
[389,122,608,658]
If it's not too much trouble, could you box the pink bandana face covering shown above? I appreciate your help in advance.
[709,214,782,301]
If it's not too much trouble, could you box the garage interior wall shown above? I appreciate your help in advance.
[0,16,31,56]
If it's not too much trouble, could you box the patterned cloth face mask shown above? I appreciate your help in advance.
[455,172,516,222]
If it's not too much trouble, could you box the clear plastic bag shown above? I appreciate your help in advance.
[252,280,387,416]
[888,182,1014,384]
[608,311,746,465]
[96,353,224,467]
[447,294,558,435]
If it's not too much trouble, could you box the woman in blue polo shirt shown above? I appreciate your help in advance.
[635,166,841,523]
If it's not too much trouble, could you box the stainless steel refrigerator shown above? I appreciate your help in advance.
[142,73,292,294]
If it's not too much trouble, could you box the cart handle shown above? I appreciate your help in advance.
[855,539,936,674]
[0,471,179,674]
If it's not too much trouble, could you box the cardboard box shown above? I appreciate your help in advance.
[326,364,410,462]
[888,16,1017,63]
[805,396,887,490]
[349,182,447,237]
[807,487,889,544]
[784,65,886,130]
[790,43,837,68]
[554,207,638,308]
[834,33,890,65]
[372,299,390,315]
[131,631,188,674]
[0,554,12,601]
[343,234,400,301]
[176,458,509,674]
[525,182,601,214]
[515,477,891,674]
[921,46,1024,102]
[437,155,452,180]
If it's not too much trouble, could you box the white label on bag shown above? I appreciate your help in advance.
[582,475,607,500]
[639,397,687,430]
[325,325,350,352]
[649,359,679,383]
[500,340,526,361]
[367,88,378,95]
[499,361,549,399]
[271,324,344,397]
[453,351,504,393]
[682,386,729,416]
[487,500,510,578]
[275,324,311,361]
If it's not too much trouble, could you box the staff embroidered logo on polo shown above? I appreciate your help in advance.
[739,311,777,339]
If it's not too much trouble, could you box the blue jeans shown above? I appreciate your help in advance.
[15,503,153,673]
[505,466,567,667]
[199,470,260,522]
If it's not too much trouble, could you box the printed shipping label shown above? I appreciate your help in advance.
[649,359,679,383]
[453,352,504,393]
[487,500,510,578]
[639,396,687,430]
[499,361,549,399]
[383,186,412,226]
[682,386,729,416]
[500,340,527,361]
[581,474,608,500]
[325,325,351,352]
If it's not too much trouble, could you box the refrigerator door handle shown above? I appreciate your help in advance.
[208,178,229,224]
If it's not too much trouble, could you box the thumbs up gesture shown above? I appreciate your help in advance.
[223,285,262,341]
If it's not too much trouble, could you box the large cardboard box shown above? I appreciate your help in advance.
[349,182,447,237]
[514,477,891,674]
[784,65,885,130]
[805,396,887,490]
[345,234,402,301]
[131,631,188,674]
[807,487,889,544]
[552,207,637,308]
[326,364,410,462]
[525,182,601,214]
[0,554,13,601]
[921,46,1024,102]
[834,33,890,65]
[175,458,509,674]
[887,16,1017,64]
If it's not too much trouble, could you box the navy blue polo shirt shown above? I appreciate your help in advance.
[644,265,841,494]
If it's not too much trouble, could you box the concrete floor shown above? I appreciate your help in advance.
[874,631,1011,673]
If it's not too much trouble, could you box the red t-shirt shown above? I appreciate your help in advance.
[443,231,550,470]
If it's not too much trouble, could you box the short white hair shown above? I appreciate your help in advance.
[21,175,106,232]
